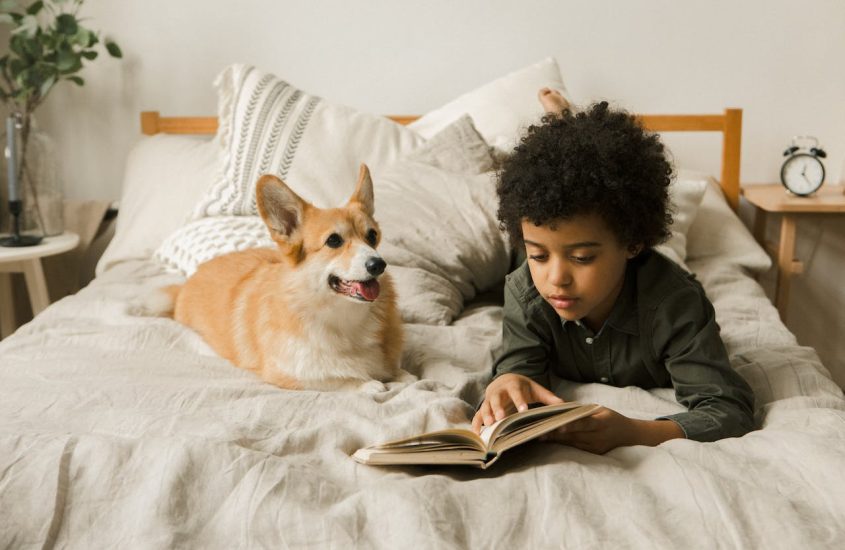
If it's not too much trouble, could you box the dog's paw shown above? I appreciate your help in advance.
[393,370,417,385]
[358,379,388,394]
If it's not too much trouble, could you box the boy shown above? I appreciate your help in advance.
[471,91,754,454]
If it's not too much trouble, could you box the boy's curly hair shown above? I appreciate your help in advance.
[496,101,674,250]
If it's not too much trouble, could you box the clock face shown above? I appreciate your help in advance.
[781,153,825,196]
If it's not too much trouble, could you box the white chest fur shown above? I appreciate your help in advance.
[265,302,391,389]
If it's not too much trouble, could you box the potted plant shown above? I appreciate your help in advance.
[0,0,121,240]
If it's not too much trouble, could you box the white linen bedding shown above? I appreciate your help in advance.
[2,247,844,548]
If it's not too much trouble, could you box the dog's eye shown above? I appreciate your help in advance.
[365,229,378,246]
[325,233,344,248]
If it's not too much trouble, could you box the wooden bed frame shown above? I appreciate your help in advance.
[139,109,743,211]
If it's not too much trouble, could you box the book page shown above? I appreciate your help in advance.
[371,429,485,452]
[352,447,488,466]
[491,403,602,454]
[482,402,588,448]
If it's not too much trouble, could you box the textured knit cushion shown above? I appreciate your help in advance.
[154,216,272,277]
[193,64,424,218]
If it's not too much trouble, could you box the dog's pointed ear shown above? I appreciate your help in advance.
[348,163,374,216]
[256,174,307,242]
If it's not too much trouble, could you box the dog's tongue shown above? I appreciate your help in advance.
[354,279,380,301]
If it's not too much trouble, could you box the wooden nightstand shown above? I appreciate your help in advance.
[0,231,80,339]
[742,183,845,322]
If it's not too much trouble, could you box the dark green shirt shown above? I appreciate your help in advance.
[494,249,755,442]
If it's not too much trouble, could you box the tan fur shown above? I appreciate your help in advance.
[169,165,405,391]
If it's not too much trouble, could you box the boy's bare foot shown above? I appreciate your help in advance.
[538,87,570,115]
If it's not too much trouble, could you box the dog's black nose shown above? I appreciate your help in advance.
[365,257,386,276]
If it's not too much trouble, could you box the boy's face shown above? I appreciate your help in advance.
[521,213,638,332]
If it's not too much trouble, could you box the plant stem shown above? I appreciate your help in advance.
[14,107,47,235]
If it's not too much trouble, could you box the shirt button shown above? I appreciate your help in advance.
[585,337,594,344]
[600,376,609,383]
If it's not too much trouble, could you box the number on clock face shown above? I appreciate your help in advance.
[782,154,824,195]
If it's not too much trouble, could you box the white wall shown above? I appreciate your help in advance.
[12,0,845,382]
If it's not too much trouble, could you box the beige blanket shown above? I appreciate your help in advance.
[1,256,844,548]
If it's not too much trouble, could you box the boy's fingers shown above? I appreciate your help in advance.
[478,401,494,427]
[488,392,507,422]
[529,381,565,405]
[567,408,608,432]
[508,388,530,413]
[560,417,595,433]
[471,409,483,433]
[543,427,571,443]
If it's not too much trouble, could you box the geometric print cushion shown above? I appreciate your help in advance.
[192,64,424,219]
[154,216,273,277]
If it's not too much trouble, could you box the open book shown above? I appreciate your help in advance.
[352,402,601,469]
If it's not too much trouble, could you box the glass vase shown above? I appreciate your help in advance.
[1,114,64,237]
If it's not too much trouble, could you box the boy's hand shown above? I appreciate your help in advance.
[539,407,684,454]
[472,373,564,433]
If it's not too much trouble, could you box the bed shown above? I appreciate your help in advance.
[2,61,844,548]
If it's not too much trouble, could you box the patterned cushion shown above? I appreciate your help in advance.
[193,64,424,218]
[154,216,272,277]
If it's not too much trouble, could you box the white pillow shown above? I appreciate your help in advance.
[96,135,220,275]
[375,117,508,325]
[409,57,569,153]
[686,177,771,274]
[652,169,709,269]
[193,64,424,218]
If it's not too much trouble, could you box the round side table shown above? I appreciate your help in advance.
[0,231,80,339]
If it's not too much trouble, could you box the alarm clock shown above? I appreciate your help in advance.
[781,136,826,196]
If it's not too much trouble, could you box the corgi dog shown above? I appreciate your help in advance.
[162,165,407,391]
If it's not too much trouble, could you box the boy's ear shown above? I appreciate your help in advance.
[347,163,374,216]
[256,174,308,245]
[627,243,644,258]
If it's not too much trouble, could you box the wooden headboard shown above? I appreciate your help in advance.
[139,108,743,211]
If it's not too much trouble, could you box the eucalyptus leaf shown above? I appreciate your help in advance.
[0,13,15,25]
[105,40,121,58]
[26,1,43,15]
[57,55,81,73]
[22,35,43,59]
[66,75,83,86]
[55,13,77,35]
[9,35,30,61]
[80,50,97,60]
[71,26,91,46]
